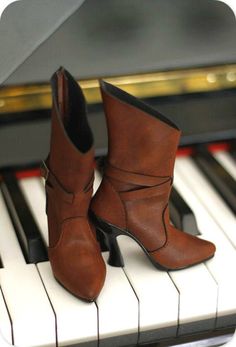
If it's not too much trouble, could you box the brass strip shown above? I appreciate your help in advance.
[1,64,236,114]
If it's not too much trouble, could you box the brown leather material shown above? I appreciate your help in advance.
[44,67,106,301]
[91,176,127,230]
[149,207,216,269]
[45,174,94,245]
[150,224,216,269]
[48,218,105,301]
[91,80,216,270]
[100,81,181,177]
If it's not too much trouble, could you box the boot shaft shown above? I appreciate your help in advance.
[100,80,181,178]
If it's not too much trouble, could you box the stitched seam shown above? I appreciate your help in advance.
[49,215,87,250]
[114,177,171,201]
[148,204,169,253]
[46,180,73,203]
[120,189,169,202]
[72,188,93,205]
[107,163,170,179]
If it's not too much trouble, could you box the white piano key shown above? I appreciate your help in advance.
[213,150,236,180]
[19,177,48,246]
[224,329,236,347]
[169,264,217,335]
[0,190,25,266]
[94,169,102,195]
[37,262,97,347]
[175,157,236,248]
[0,288,12,345]
[96,252,138,347]
[117,236,179,344]
[174,162,236,253]
[0,264,56,347]
[0,332,13,347]
[164,333,235,347]
[174,163,236,328]
[0,191,56,346]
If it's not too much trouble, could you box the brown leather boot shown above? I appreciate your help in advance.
[41,67,106,301]
[90,81,216,270]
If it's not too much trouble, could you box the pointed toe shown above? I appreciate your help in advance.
[150,226,216,270]
[48,217,106,301]
[199,238,216,261]
[73,255,106,302]
[78,274,106,302]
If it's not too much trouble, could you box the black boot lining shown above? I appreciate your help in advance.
[100,80,179,130]
[51,67,93,153]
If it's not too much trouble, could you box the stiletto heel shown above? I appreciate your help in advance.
[106,228,124,267]
[95,227,109,252]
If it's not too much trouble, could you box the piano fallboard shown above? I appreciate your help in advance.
[1,87,236,170]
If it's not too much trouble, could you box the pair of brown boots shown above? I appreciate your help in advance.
[42,67,215,302]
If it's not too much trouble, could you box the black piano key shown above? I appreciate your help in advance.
[231,153,236,163]
[169,187,200,236]
[1,173,48,263]
[193,146,236,215]
[229,143,236,161]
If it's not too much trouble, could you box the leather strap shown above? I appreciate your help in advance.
[41,159,93,204]
[106,163,172,186]
[119,178,172,201]
[105,163,172,201]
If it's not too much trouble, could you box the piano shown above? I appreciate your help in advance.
[0,0,236,346]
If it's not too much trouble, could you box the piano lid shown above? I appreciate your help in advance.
[2,0,236,86]
[0,0,85,85]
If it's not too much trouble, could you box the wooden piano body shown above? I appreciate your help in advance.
[0,1,236,346]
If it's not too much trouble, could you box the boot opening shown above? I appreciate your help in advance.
[51,67,93,153]
[100,80,179,131]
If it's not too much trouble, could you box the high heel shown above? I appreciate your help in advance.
[94,223,109,252]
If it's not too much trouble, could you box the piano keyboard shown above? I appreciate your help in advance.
[0,148,236,347]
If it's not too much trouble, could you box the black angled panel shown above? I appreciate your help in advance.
[1,173,48,263]
[170,187,200,236]
[193,146,236,215]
